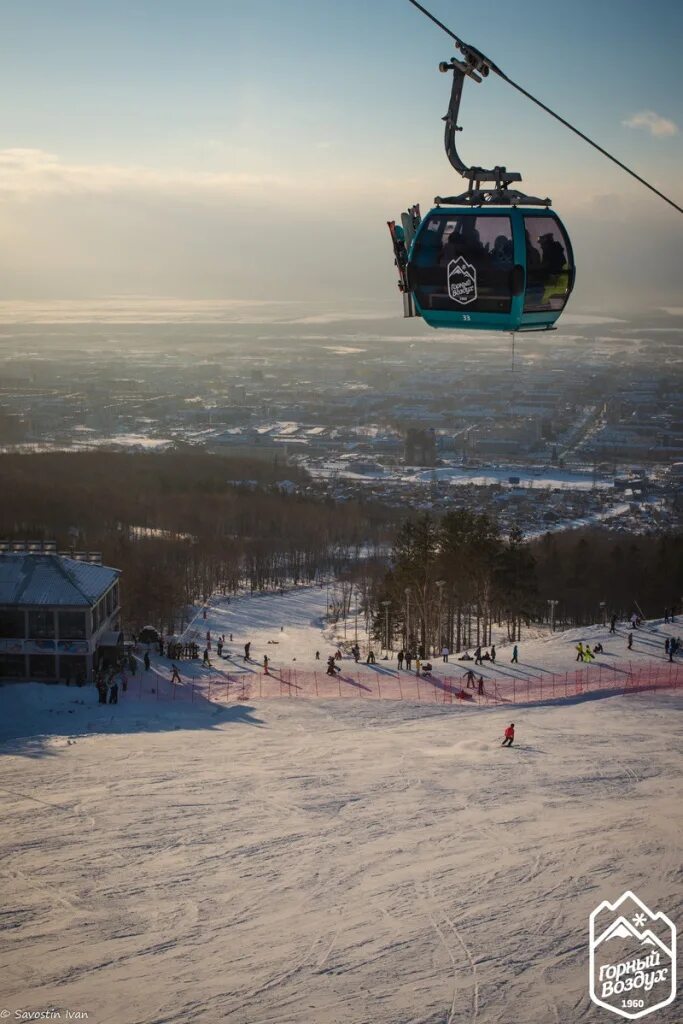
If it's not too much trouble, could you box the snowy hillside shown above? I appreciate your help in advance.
[129,585,682,707]
[1,586,681,1024]
[1,684,681,1023]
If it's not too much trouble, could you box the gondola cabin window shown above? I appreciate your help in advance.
[523,215,572,312]
[411,215,514,314]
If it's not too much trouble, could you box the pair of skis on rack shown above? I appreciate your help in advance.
[387,204,421,318]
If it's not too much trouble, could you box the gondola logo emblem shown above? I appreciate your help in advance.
[447,256,477,305]
[589,890,676,1019]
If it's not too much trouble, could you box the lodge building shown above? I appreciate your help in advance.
[0,549,121,683]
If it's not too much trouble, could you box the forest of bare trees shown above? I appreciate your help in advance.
[0,450,395,631]
[371,511,683,654]
[1,451,680,642]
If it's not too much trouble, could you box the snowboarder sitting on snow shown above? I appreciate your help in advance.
[502,723,515,747]
[366,650,376,664]
[593,643,603,654]
[458,651,473,661]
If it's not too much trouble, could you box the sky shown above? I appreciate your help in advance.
[0,0,681,318]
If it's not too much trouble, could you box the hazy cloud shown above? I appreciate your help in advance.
[0,147,290,198]
[622,111,679,137]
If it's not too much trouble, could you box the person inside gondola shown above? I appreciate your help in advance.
[492,233,513,265]
[539,232,565,275]
[524,229,544,307]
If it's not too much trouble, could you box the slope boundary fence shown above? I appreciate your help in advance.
[126,660,682,708]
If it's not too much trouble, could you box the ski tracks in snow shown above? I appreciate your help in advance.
[415,875,480,1024]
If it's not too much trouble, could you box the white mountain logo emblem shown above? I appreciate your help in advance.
[589,890,676,1019]
[447,256,477,305]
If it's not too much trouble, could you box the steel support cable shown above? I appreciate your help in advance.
[406,0,683,215]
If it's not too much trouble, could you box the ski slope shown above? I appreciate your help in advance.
[149,584,682,703]
[1,588,681,1023]
[1,683,681,1023]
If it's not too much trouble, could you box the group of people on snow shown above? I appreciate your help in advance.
[95,668,125,705]
[665,636,681,662]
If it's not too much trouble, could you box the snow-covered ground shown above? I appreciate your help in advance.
[306,461,613,492]
[1,685,681,1023]
[1,588,681,1024]
[140,585,682,706]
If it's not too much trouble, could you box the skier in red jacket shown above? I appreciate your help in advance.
[502,723,515,747]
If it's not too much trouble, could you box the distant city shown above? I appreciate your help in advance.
[1,308,681,537]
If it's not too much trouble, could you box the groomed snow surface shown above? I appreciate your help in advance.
[1,588,682,1024]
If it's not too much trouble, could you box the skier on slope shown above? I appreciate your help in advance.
[511,644,519,664]
[627,632,633,650]
[576,642,584,662]
[502,723,515,747]
[244,642,251,662]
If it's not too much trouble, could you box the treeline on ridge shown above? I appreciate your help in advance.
[0,450,395,630]
[370,511,683,653]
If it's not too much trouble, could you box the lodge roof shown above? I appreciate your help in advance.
[0,554,119,607]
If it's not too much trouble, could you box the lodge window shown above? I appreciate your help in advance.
[29,654,57,680]
[0,607,25,638]
[0,654,26,678]
[58,655,88,683]
[58,611,87,640]
[28,609,55,639]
